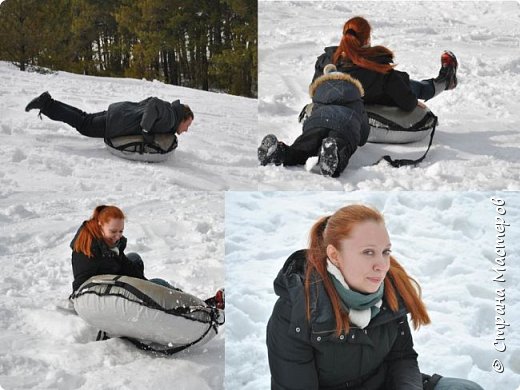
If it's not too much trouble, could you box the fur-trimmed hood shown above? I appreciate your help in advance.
[309,71,365,108]
[309,71,365,99]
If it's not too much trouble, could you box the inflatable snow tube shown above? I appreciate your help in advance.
[104,133,178,162]
[71,275,223,354]
[366,104,438,144]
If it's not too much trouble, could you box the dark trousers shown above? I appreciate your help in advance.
[42,99,107,138]
[126,253,221,306]
[126,252,181,290]
[126,252,145,274]
[410,79,436,100]
[284,127,357,175]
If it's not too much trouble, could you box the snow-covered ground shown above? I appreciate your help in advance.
[258,1,520,190]
[225,191,520,390]
[0,61,258,192]
[0,59,258,389]
[3,1,520,389]
[0,192,225,390]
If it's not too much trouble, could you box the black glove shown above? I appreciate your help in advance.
[142,129,155,145]
[298,103,313,123]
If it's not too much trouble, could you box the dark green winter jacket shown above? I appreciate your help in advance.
[266,250,422,390]
[105,97,184,139]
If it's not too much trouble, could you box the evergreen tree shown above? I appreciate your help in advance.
[209,0,257,97]
[0,0,257,97]
[0,0,42,71]
[37,0,73,72]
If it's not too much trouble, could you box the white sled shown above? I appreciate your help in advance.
[366,104,437,144]
[71,275,223,354]
[104,133,177,163]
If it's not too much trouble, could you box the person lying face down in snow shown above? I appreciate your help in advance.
[25,92,194,147]
[70,205,224,309]
[258,64,370,178]
[312,16,458,112]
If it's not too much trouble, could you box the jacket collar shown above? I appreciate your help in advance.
[275,250,408,336]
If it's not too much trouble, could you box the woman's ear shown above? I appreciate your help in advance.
[326,244,340,267]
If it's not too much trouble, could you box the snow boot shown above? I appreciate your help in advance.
[258,134,287,166]
[318,137,340,177]
[433,51,458,96]
[25,91,52,112]
[205,288,225,310]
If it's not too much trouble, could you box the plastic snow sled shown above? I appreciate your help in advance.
[104,133,178,162]
[70,275,223,354]
[366,104,438,144]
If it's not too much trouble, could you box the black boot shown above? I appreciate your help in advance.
[318,137,340,177]
[25,91,52,112]
[318,137,355,178]
[205,288,225,310]
[433,51,458,96]
[258,134,287,166]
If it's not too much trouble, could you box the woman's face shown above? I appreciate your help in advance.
[100,218,124,247]
[327,220,391,294]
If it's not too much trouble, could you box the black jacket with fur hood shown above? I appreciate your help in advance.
[313,46,418,112]
[304,70,370,147]
[267,250,423,390]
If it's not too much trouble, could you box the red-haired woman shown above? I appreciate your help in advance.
[313,17,458,112]
[70,205,224,308]
[266,205,482,390]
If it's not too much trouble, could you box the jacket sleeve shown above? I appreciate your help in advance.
[118,253,146,280]
[140,97,161,133]
[383,71,418,112]
[266,298,319,390]
[312,52,330,83]
[384,317,423,389]
[71,251,98,285]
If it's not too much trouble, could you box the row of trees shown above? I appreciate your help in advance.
[0,0,257,97]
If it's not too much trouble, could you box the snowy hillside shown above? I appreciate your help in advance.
[0,61,258,192]
[0,59,253,389]
[258,1,520,190]
[225,191,520,390]
[0,192,225,390]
